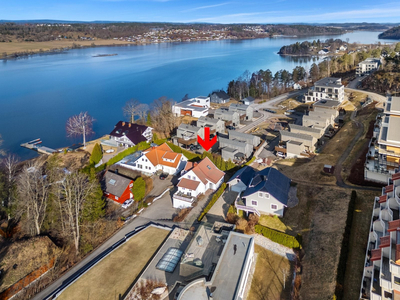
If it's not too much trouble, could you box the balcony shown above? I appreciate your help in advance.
[371,248,382,262]
[235,198,261,216]
[380,236,390,248]
[173,191,195,203]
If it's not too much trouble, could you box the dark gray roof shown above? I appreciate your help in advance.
[228,166,256,186]
[212,91,230,100]
[314,99,340,108]
[280,130,314,142]
[109,121,150,145]
[289,124,321,134]
[242,168,291,206]
[314,77,342,88]
[244,96,255,102]
[102,171,132,198]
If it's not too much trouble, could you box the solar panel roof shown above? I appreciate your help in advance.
[155,247,183,273]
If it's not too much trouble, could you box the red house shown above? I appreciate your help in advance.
[102,171,133,204]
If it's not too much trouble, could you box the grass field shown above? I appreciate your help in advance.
[0,39,134,57]
[258,215,291,233]
[57,226,169,300]
[247,245,293,300]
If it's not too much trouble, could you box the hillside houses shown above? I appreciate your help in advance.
[219,130,260,161]
[196,116,225,134]
[102,171,134,204]
[214,108,240,126]
[229,103,254,120]
[277,99,340,158]
[173,157,225,208]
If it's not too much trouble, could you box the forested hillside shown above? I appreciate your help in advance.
[379,26,400,40]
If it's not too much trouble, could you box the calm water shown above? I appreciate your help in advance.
[0,30,397,159]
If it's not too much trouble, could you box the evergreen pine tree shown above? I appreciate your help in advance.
[90,143,103,165]
[146,112,152,126]
[132,177,146,202]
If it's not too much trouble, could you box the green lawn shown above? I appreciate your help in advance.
[258,215,291,233]
[57,226,169,300]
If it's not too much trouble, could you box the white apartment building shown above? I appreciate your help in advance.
[304,77,344,103]
[360,172,400,300]
[357,58,381,76]
[365,96,400,184]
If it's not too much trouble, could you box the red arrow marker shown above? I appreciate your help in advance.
[198,127,217,151]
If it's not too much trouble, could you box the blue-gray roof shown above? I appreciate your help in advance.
[228,166,256,186]
[242,168,291,206]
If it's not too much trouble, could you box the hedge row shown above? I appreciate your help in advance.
[244,156,256,166]
[198,182,227,221]
[166,142,201,161]
[254,224,301,249]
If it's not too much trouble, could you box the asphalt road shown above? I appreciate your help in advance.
[238,89,306,133]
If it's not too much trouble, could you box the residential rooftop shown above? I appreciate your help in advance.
[280,130,314,142]
[314,77,343,88]
[289,124,322,134]
[313,99,341,108]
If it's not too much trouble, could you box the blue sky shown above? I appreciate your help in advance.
[2,0,400,23]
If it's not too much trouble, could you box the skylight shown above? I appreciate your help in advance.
[109,179,116,185]
[155,247,183,273]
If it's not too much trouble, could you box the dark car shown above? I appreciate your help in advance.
[160,173,168,180]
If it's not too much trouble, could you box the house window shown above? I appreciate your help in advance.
[187,192,191,196]
[237,179,240,183]
[258,192,263,197]
[193,177,196,180]
[251,200,258,206]
[188,175,191,179]
[265,193,270,199]
[271,204,277,210]
[394,276,400,285]
[384,291,392,299]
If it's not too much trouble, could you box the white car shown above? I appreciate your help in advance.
[276,152,285,158]
[122,199,134,209]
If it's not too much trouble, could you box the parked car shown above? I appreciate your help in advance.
[226,125,235,130]
[159,173,168,180]
[276,152,285,158]
[122,199,134,209]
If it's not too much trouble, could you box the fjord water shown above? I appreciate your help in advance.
[0,31,395,159]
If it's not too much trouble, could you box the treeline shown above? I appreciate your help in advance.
[278,38,347,55]
[227,66,307,100]
[266,24,344,36]
[379,26,400,40]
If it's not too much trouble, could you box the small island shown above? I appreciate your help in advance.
[92,53,118,57]
[278,38,349,56]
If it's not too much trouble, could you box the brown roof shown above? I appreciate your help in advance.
[177,178,201,190]
[393,173,400,180]
[379,195,388,203]
[186,157,225,185]
[386,185,394,193]
[145,143,183,168]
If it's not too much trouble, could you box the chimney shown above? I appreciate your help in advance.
[122,122,125,126]
[115,169,118,175]
[129,123,131,128]
[194,162,198,167]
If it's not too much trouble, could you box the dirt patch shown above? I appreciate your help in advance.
[0,236,59,294]
[247,245,293,300]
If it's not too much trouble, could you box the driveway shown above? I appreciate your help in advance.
[205,191,238,223]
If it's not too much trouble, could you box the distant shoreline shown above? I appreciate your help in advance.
[0,32,348,61]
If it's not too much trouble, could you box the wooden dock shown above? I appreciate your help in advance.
[20,138,57,155]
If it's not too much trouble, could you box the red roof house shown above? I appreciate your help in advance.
[102,171,133,204]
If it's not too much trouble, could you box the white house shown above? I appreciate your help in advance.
[118,143,187,176]
[173,157,225,208]
[109,121,153,148]
[172,96,210,118]
[303,77,344,103]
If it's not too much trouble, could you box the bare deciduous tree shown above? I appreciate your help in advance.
[150,97,180,137]
[2,154,18,219]
[18,160,49,235]
[136,103,149,121]
[123,99,140,123]
[66,112,94,148]
[60,171,98,255]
